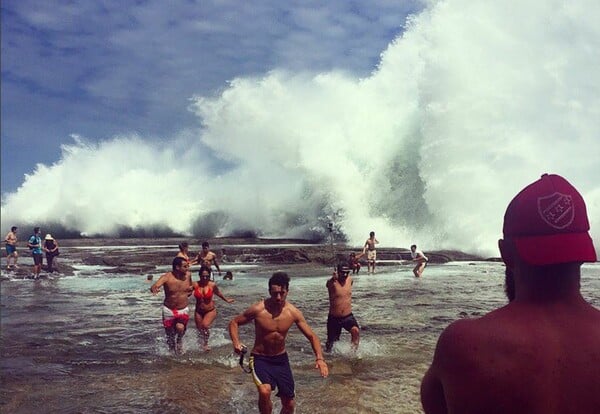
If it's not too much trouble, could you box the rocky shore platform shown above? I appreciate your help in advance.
[1,237,497,279]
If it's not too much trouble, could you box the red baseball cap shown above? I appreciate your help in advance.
[503,173,597,265]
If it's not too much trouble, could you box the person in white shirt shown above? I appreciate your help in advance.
[410,244,428,278]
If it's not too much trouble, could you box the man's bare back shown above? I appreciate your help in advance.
[423,301,600,414]
[421,174,600,414]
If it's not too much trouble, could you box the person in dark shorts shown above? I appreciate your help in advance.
[326,264,360,352]
[43,234,60,273]
[229,272,328,413]
[4,226,19,269]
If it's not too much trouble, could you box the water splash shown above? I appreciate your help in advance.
[2,0,599,257]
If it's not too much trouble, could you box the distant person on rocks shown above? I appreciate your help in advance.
[410,244,428,278]
[176,241,191,263]
[325,264,360,352]
[150,257,193,354]
[192,241,221,279]
[363,231,379,274]
[43,234,60,273]
[229,271,328,414]
[4,226,19,270]
[27,227,43,279]
[193,265,235,351]
[348,252,362,274]
[421,173,600,414]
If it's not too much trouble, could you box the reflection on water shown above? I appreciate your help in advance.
[1,262,599,413]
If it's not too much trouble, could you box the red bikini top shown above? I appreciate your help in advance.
[194,286,214,300]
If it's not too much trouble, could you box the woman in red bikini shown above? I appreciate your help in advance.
[193,265,235,351]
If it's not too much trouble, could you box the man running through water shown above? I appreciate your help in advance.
[229,272,328,414]
[150,257,193,354]
[326,264,360,352]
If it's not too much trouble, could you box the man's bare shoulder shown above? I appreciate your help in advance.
[282,301,303,320]
[247,299,266,315]
[159,271,174,280]
[433,310,512,358]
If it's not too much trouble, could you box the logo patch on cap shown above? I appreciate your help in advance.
[537,192,574,229]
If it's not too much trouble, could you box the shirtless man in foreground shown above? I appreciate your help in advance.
[150,257,193,354]
[325,264,360,352]
[421,174,600,414]
[229,272,328,414]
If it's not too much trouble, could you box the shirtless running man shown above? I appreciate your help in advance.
[229,272,328,414]
[150,257,193,354]
[326,264,360,352]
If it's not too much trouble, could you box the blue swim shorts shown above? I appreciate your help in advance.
[5,244,16,255]
[250,353,295,398]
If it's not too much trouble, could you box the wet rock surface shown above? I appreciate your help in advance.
[1,237,490,279]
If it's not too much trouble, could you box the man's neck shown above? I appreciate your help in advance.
[265,298,285,314]
[173,270,186,280]
[514,263,584,304]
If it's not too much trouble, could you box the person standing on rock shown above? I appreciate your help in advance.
[192,241,221,279]
[176,241,192,263]
[363,231,379,274]
[27,227,43,279]
[43,234,60,273]
[4,226,19,270]
[410,244,428,278]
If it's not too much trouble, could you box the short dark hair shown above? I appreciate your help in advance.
[179,242,188,250]
[269,271,290,291]
[34,227,40,233]
[370,231,375,237]
[202,241,210,248]
[11,226,17,232]
[172,256,186,271]
[411,244,417,249]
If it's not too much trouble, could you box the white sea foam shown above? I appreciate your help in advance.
[2,0,599,257]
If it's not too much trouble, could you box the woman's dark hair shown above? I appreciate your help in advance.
[198,265,211,277]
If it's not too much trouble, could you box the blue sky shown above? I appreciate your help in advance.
[1,0,421,194]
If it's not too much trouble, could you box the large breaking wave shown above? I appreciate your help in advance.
[2,0,599,257]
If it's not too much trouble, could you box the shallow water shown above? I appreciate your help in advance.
[1,252,599,414]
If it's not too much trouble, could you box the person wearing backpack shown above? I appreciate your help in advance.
[27,227,43,279]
